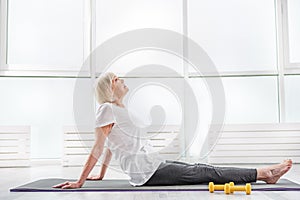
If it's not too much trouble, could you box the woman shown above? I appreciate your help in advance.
[53,72,292,189]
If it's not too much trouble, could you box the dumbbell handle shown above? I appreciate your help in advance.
[231,186,247,191]
[214,185,225,190]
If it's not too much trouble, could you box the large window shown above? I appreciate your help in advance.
[0,0,298,76]
[95,0,183,76]
[4,0,86,75]
[188,0,277,74]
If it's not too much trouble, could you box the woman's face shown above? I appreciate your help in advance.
[112,76,129,99]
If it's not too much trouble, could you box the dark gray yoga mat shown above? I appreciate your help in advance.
[10,178,300,192]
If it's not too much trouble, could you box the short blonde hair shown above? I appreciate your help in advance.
[95,72,115,104]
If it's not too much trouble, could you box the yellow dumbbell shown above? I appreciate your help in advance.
[224,183,251,195]
[209,182,234,193]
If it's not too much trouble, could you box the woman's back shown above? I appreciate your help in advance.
[95,103,163,186]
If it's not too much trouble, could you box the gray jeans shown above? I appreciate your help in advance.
[143,160,257,186]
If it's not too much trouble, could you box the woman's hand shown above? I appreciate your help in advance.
[52,181,82,189]
[86,175,103,181]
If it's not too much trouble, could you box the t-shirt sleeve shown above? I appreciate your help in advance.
[95,104,116,128]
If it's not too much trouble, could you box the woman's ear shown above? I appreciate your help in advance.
[112,76,119,87]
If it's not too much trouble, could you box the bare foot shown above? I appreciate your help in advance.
[257,159,292,184]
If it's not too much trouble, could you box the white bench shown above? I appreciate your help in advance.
[63,125,181,167]
[0,126,30,167]
[207,123,300,164]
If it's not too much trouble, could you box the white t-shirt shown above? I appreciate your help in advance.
[95,103,164,186]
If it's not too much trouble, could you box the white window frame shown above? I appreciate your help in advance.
[1,0,297,77]
[1,0,290,122]
[275,0,286,123]
[0,0,295,124]
[186,0,300,123]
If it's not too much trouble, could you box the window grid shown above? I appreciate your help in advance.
[0,0,298,76]
[275,0,286,122]
[0,0,298,125]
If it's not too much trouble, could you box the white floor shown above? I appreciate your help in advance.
[1,162,300,200]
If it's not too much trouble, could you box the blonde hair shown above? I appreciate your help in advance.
[95,72,115,104]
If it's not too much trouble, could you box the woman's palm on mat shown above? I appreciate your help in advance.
[86,175,103,181]
[52,181,82,189]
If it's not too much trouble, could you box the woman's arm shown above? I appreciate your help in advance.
[53,124,113,189]
[99,148,112,179]
[87,148,112,180]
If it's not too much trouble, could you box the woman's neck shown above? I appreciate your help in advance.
[112,99,125,108]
